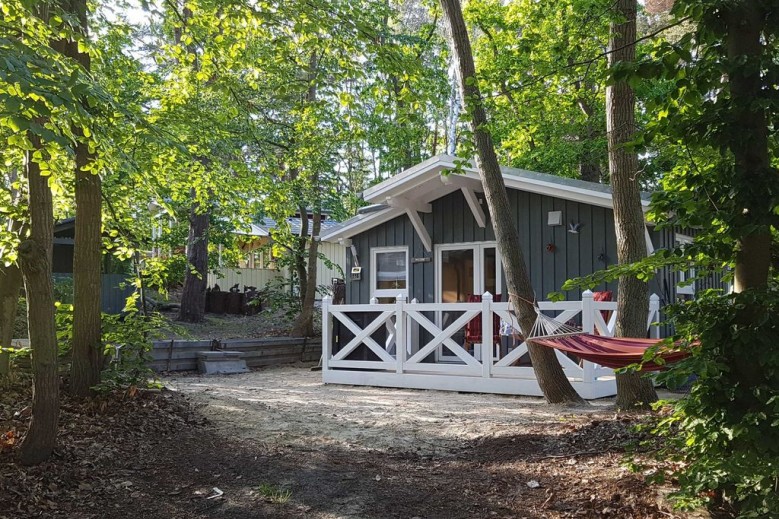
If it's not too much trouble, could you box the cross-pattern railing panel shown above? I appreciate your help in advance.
[321,291,663,391]
[330,309,397,364]
[405,305,482,368]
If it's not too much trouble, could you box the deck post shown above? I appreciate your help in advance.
[581,290,594,333]
[321,295,332,372]
[395,294,406,374]
[410,298,419,356]
[481,292,493,378]
[581,290,595,383]
[649,293,660,339]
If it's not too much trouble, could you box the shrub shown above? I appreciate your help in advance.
[648,287,779,517]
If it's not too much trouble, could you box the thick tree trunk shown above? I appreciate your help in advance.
[606,0,658,409]
[18,135,59,465]
[178,193,210,323]
[68,0,103,397]
[440,0,584,405]
[291,210,321,337]
[726,2,770,292]
[0,264,23,376]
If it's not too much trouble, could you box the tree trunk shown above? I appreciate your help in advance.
[178,192,210,323]
[577,104,602,183]
[440,0,584,405]
[295,203,309,307]
[18,134,59,465]
[290,51,322,337]
[726,2,770,292]
[0,263,23,376]
[68,0,103,397]
[606,0,658,409]
[291,210,321,337]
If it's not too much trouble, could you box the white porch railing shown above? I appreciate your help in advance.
[321,290,661,399]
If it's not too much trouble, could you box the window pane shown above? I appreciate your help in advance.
[441,249,474,303]
[376,251,406,290]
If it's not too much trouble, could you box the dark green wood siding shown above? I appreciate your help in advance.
[346,189,622,304]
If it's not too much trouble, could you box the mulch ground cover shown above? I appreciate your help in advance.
[0,376,709,518]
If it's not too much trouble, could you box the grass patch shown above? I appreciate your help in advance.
[257,483,292,504]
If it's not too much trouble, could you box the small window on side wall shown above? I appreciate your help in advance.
[371,247,408,301]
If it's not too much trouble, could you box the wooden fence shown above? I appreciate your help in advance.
[149,337,321,372]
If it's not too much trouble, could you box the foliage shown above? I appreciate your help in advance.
[464,0,610,179]
[95,310,169,393]
[633,1,779,259]
[641,288,779,517]
[259,276,302,319]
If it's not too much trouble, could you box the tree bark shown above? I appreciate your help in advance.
[0,192,24,377]
[18,134,59,465]
[726,2,770,292]
[440,0,584,405]
[295,203,309,307]
[290,51,322,337]
[67,0,103,397]
[291,210,321,337]
[178,191,210,323]
[0,263,23,376]
[606,0,658,409]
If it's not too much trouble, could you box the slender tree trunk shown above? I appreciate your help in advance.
[290,51,322,337]
[726,2,770,292]
[178,191,210,323]
[0,197,24,377]
[577,100,602,183]
[291,210,321,337]
[606,0,658,409]
[0,263,23,376]
[68,0,103,397]
[18,133,59,465]
[295,203,309,307]
[440,0,584,405]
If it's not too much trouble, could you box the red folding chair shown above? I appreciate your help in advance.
[464,293,502,355]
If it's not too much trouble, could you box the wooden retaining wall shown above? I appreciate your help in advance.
[149,337,321,372]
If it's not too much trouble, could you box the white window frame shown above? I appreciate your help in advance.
[434,241,503,363]
[434,241,502,305]
[675,234,695,296]
[370,246,409,299]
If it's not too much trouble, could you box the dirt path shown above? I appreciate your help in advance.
[165,365,612,456]
[158,366,689,519]
[2,366,696,519]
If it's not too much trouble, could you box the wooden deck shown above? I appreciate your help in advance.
[321,291,661,399]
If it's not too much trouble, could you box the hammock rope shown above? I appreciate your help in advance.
[527,308,584,340]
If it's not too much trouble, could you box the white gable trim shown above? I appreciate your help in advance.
[322,154,653,243]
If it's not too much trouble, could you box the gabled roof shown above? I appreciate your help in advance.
[322,154,649,243]
[237,217,342,238]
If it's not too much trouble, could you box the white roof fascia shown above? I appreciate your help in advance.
[320,207,405,243]
[329,154,655,242]
[363,155,460,204]
[364,154,651,210]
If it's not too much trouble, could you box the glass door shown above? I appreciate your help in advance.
[436,243,501,362]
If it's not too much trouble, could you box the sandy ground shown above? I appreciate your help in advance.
[164,365,628,456]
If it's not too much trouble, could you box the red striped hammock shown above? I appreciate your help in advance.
[518,306,689,371]
[528,334,689,371]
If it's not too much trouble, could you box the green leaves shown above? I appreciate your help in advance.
[647,287,779,516]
